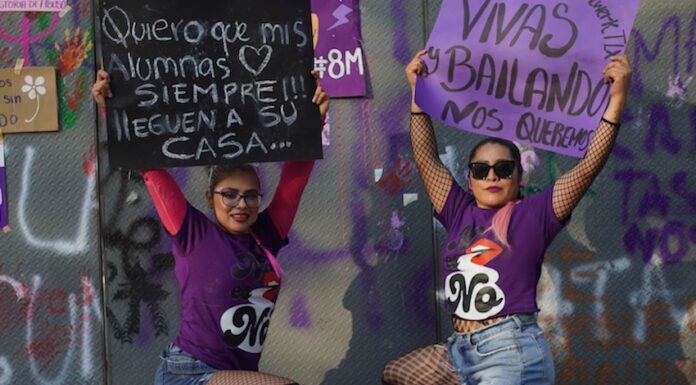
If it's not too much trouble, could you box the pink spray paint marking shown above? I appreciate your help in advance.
[0,13,60,64]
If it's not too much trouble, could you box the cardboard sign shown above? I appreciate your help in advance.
[100,0,322,169]
[0,67,59,133]
[311,0,367,97]
[416,0,641,157]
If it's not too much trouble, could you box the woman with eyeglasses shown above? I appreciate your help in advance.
[382,50,631,385]
[92,70,328,385]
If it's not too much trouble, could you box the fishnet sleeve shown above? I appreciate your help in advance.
[410,114,454,214]
[552,119,619,221]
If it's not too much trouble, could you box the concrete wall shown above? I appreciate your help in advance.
[0,0,695,384]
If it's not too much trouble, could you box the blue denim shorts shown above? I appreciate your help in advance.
[154,344,217,385]
[446,313,554,385]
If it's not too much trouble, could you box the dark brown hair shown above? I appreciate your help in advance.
[468,137,523,248]
[208,164,260,193]
[468,137,523,176]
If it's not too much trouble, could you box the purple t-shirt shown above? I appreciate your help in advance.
[435,183,566,320]
[170,203,288,370]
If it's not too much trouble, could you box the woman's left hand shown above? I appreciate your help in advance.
[602,55,632,121]
[604,55,632,102]
[311,71,330,124]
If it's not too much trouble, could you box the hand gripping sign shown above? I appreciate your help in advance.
[99,0,322,169]
[416,0,641,158]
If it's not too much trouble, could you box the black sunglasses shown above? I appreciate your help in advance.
[468,160,517,180]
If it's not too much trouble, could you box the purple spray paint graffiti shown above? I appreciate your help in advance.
[614,11,696,265]
[0,137,7,229]
[289,294,312,328]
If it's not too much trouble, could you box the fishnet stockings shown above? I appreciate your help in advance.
[208,371,297,385]
[410,114,453,214]
[395,117,617,385]
[383,344,459,385]
[451,315,507,333]
[552,119,619,221]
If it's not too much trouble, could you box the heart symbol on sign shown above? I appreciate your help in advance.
[239,45,273,76]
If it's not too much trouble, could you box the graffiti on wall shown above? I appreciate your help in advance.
[617,11,696,265]
[1,2,695,385]
[101,170,173,344]
[0,274,102,385]
[0,2,102,385]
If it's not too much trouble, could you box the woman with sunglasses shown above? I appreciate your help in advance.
[383,50,632,384]
[92,70,328,385]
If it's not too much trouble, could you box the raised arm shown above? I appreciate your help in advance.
[142,169,188,235]
[267,160,315,239]
[91,70,188,234]
[407,50,454,214]
[267,72,329,239]
[552,56,632,221]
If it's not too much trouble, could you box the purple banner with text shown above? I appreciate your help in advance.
[416,0,640,157]
[311,0,367,97]
[0,138,7,229]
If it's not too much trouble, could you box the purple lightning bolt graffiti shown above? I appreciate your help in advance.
[311,0,367,97]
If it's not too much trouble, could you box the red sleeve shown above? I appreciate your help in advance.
[267,160,315,239]
[141,169,188,235]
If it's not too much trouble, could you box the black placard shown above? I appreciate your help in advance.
[99,0,322,169]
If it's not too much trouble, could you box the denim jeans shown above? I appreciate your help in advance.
[154,344,217,385]
[446,313,555,385]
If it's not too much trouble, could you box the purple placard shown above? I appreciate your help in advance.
[312,0,367,98]
[0,139,7,229]
[417,0,641,157]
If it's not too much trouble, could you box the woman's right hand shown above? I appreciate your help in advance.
[406,49,428,113]
[405,49,428,90]
[91,70,112,113]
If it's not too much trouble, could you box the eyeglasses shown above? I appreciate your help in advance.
[214,190,263,208]
[468,160,517,180]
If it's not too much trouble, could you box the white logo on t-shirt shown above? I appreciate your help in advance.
[445,240,505,320]
[220,280,278,353]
